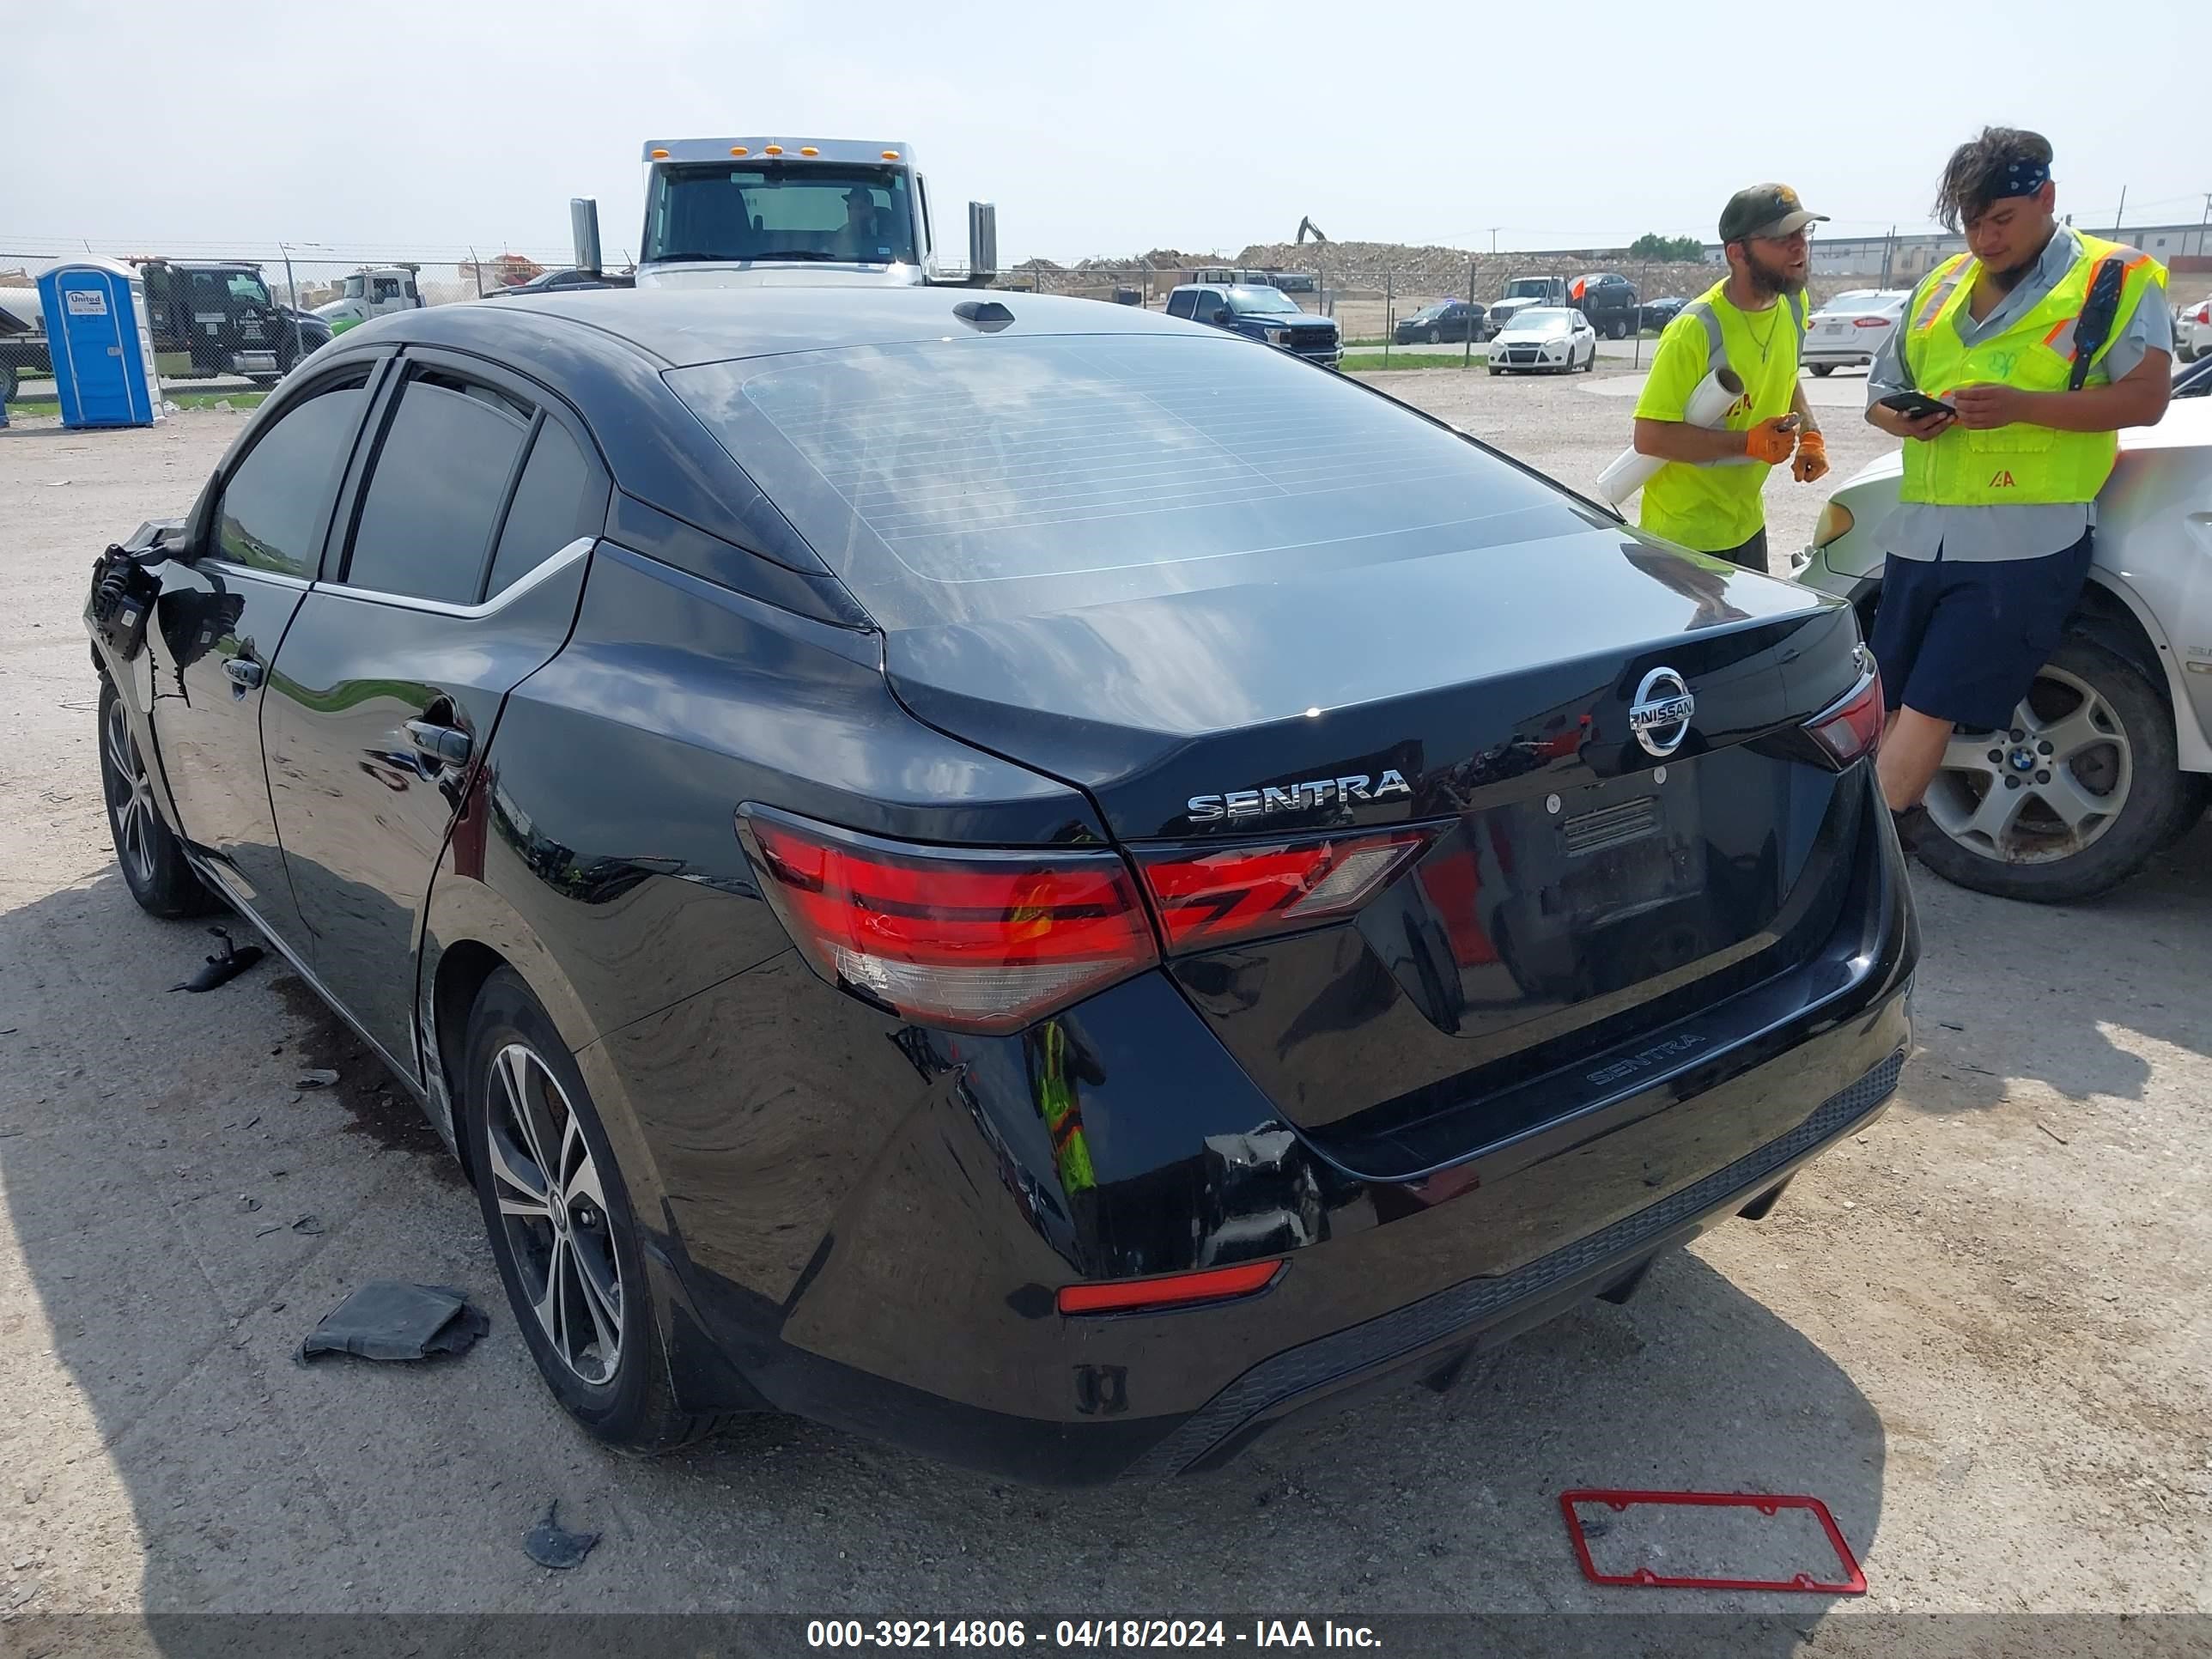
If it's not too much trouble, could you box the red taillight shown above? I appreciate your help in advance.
[738,809,1158,1034]
[1056,1260,1284,1316]
[1851,315,1890,328]
[1137,828,1435,953]
[1807,668,1885,766]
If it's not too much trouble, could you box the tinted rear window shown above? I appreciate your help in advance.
[667,334,1597,629]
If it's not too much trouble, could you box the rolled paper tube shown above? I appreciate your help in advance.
[1595,367,1750,505]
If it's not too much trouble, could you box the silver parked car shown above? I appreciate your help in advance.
[1793,394,2212,902]
[1802,289,1911,378]
[1487,307,1598,375]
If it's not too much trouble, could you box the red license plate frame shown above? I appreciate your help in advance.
[1559,1488,1868,1595]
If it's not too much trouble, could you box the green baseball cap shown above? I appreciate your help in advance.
[1719,184,1828,244]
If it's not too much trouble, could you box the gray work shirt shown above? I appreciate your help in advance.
[1867,224,2173,562]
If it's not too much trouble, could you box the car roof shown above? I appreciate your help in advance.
[351,284,1198,367]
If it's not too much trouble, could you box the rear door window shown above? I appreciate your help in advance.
[213,370,373,576]
[1165,290,1197,319]
[345,371,531,603]
[668,333,1598,630]
[484,419,605,597]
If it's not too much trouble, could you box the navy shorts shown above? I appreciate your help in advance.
[1871,532,2093,732]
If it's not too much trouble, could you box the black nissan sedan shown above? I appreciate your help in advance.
[86,288,1917,1485]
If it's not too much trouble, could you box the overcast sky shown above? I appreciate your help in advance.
[10,1,2205,267]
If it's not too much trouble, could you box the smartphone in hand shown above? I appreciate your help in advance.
[1877,390,1955,421]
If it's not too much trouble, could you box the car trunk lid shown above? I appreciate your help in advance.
[884,525,1869,1152]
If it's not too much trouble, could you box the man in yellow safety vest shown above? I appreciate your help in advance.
[1632,184,1832,571]
[1864,128,2172,846]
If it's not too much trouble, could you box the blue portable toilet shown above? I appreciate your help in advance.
[37,259,163,428]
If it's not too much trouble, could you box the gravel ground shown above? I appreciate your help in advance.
[0,390,2207,1650]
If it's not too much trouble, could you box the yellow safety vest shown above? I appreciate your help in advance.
[1899,234,2166,507]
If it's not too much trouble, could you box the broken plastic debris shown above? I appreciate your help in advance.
[523,1500,599,1571]
[170,927,264,994]
[295,1068,340,1090]
[290,1214,325,1236]
[298,1281,489,1364]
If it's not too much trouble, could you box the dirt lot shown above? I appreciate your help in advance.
[2,377,2208,1651]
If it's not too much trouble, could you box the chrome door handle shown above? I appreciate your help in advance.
[404,720,472,768]
[224,656,263,690]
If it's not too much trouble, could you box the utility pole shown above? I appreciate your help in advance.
[2111,185,2128,241]
[2199,191,2210,259]
[1486,227,1501,256]
[1879,224,1895,291]
[1463,258,1475,368]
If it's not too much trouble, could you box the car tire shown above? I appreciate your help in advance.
[1811,363,1836,377]
[98,676,223,920]
[1488,366,1502,377]
[1607,317,1626,340]
[1583,341,1596,372]
[463,968,720,1454]
[1912,637,2194,904]
[1425,326,1441,345]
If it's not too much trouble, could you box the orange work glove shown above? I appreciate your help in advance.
[1742,416,1801,466]
[1792,428,1830,483]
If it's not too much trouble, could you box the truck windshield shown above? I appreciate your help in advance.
[227,274,273,307]
[1504,281,1551,299]
[343,275,366,299]
[644,163,919,266]
[1227,288,1301,314]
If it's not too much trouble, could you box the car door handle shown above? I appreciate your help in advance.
[224,656,264,690]
[404,720,472,768]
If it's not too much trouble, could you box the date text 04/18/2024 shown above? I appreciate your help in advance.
[804,1620,1382,1649]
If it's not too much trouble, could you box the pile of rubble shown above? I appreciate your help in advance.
[1012,239,1872,308]
[1231,240,1733,303]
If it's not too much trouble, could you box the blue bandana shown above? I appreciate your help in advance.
[1993,159,2050,200]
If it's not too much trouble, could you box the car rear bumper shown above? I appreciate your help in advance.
[589,774,1917,1486]
[1802,348,1875,368]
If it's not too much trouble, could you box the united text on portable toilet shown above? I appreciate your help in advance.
[37,259,162,428]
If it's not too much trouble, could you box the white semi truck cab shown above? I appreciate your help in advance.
[583,137,996,290]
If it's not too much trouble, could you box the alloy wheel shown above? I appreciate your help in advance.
[484,1042,624,1385]
[1925,665,2132,865]
[104,696,158,889]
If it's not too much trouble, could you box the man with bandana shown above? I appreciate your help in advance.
[1631,184,1831,572]
[1865,128,2172,848]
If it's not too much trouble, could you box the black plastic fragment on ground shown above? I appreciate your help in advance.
[524,1501,599,1571]
[170,927,264,994]
[297,1281,489,1364]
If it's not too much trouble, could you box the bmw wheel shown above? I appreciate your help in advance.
[1912,638,2196,902]
[463,968,720,1452]
[98,677,222,919]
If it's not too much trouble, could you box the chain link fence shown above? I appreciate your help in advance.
[2,237,1905,404]
[1,245,584,402]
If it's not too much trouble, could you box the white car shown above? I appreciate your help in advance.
[2176,295,2211,363]
[1802,289,1911,377]
[1792,397,2212,902]
[1487,307,1597,375]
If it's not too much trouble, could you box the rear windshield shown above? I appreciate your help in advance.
[666,334,1601,629]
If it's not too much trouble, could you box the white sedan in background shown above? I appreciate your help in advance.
[2176,295,2210,363]
[1802,289,1911,377]
[1486,307,1597,374]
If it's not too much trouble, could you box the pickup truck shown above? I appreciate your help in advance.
[1166,283,1341,368]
